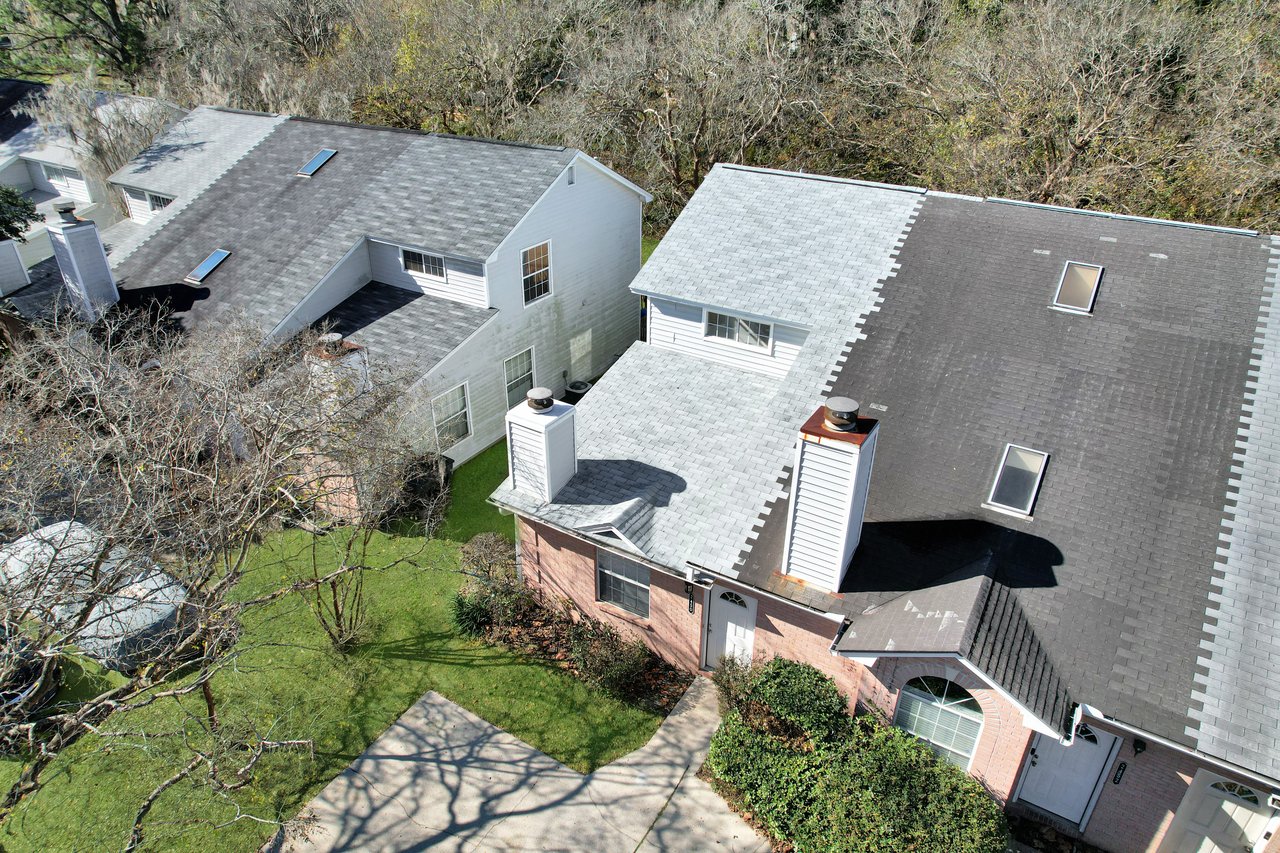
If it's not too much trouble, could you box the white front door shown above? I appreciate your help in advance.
[1158,770,1276,853]
[704,587,756,669]
[1017,724,1119,824]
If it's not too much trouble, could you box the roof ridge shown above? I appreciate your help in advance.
[982,196,1260,238]
[285,115,569,153]
[717,163,927,195]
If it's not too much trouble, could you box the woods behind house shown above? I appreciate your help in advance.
[2,0,1276,232]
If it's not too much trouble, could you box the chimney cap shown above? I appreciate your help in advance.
[527,386,555,411]
[53,202,77,223]
[825,396,860,431]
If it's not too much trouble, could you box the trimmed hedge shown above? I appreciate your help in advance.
[707,659,1008,853]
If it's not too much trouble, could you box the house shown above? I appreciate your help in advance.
[0,109,650,464]
[490,164,1280,852]
[0,79,182,266]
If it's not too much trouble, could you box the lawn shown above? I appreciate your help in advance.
[436,439,514,543]
[0,446,661,852]
[642,235,660,264]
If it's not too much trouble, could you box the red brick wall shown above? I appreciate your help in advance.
[515,518,1280,853]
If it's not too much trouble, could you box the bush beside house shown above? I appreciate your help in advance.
[707,658,1009,853]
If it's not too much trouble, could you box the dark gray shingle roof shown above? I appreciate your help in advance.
[318,280,493,377]
[110,118,574,330]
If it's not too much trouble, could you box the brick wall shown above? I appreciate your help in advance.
[515,517,1280,853]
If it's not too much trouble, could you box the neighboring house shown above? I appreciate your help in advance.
[0,109,650,465]
[491,164,1280,852]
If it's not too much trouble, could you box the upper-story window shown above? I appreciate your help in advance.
[522,242,551,304]
[705,310,771,350]
[147,193,173,212]
[42,163,81,186]
[432,382,471,449]
[403,249,445,280]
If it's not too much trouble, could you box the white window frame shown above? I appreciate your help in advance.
[42,163,80,186]
[984,443,1049,518]
[402,248,446,281]
[431,381,471,449]
[502,346,536,410]
[702,308,774,354]
[147,192,173,212]
[596,548,650,618]
[521,240,553,305]
[1051,261,1104,315]
[894,678,985,771]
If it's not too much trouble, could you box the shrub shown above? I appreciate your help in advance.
[459,532,517,581]
[710,654,754,714]
[450,589,491,637]
[565,615,651,701]
[706,660,1009,852]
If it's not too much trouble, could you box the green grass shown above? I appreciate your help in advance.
[437,439,514,542]
[0,451,659,852]
[642,236,660,264]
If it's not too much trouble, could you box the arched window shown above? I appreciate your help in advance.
[894,676,983,768]
[719,591,747,607]
[1211,780,1260,805]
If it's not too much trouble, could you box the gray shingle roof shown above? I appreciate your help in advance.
[107,106,283,199]
[110,117,575,330]
[496,163,1280,779]
[318,280,494,377]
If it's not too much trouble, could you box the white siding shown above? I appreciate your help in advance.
[419,155,643,464]
[0,158,33,192]
[120,186,158,224]
[272,239,373,338]
[507,421,547,498]
[648,297,805,378]
[783,440,859,590]
[29,160,91,203]
[368,239,488,309]
[0,239,29,296]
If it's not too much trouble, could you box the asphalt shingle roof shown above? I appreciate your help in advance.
[110,117,575,330]
[318,280,494,377]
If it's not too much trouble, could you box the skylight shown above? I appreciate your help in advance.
[1052,262,1103,313]
[296,148,337,177]
[986,444,1048,516]
[184,249,231,284]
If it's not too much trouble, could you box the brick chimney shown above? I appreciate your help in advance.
[47,203,118,321]
[305,332,372,413]
[505,387,577,501]
[781,397,879,592]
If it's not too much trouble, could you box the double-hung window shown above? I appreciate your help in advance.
[522,242,551,304]
[503,348,534,409]
[705,311,771,350]
[403,249,445,279]
[432,383,471,448]
[894,677,983,768]
[597,550,649,618]
[42,163,80,187]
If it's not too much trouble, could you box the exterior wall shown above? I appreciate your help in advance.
[272,238,374,338]
[647,295,806,378]
[0,158,33,193]
[515,516,1280,851]
[421,161,644,464]
[26,158,91,203]
[860,657,1034,804]
[368,239,487,309]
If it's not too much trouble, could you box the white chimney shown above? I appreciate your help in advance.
[0,239,30,297]
[781,397,879,592]
[505,387,576,501]
[305,332,372,412]
[47,203,118,321]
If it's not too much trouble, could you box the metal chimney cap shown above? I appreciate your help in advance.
[825,396,860,431]
[527,387,555,411]
[53,202,77,224]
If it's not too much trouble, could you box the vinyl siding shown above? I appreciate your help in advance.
[784,440,858,589]
[368,239,488,309]
[647,296,805,377]
[413,157,644,464]
[271,238,374,337]
[508,421,548,498]
[29,159,91,203]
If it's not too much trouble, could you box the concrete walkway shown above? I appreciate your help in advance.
[273,677,769,852]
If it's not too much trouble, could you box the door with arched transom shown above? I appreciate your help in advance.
[704,587,756,668]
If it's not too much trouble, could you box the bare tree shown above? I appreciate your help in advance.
[0,309,436,847]
[0,0,165,80]
[21,72,177,216]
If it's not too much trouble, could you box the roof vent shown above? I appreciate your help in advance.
[825,397,860,431]
[297,148,337,177]
[54,202,77,224]
[527,386,554,412]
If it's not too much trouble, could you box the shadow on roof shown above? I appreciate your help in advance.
[118,282,211,332]
[554,459,687,510]
[841,518,1061,594]
[122,140,209,175]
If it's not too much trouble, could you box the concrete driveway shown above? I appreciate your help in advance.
[272,677,768,852]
